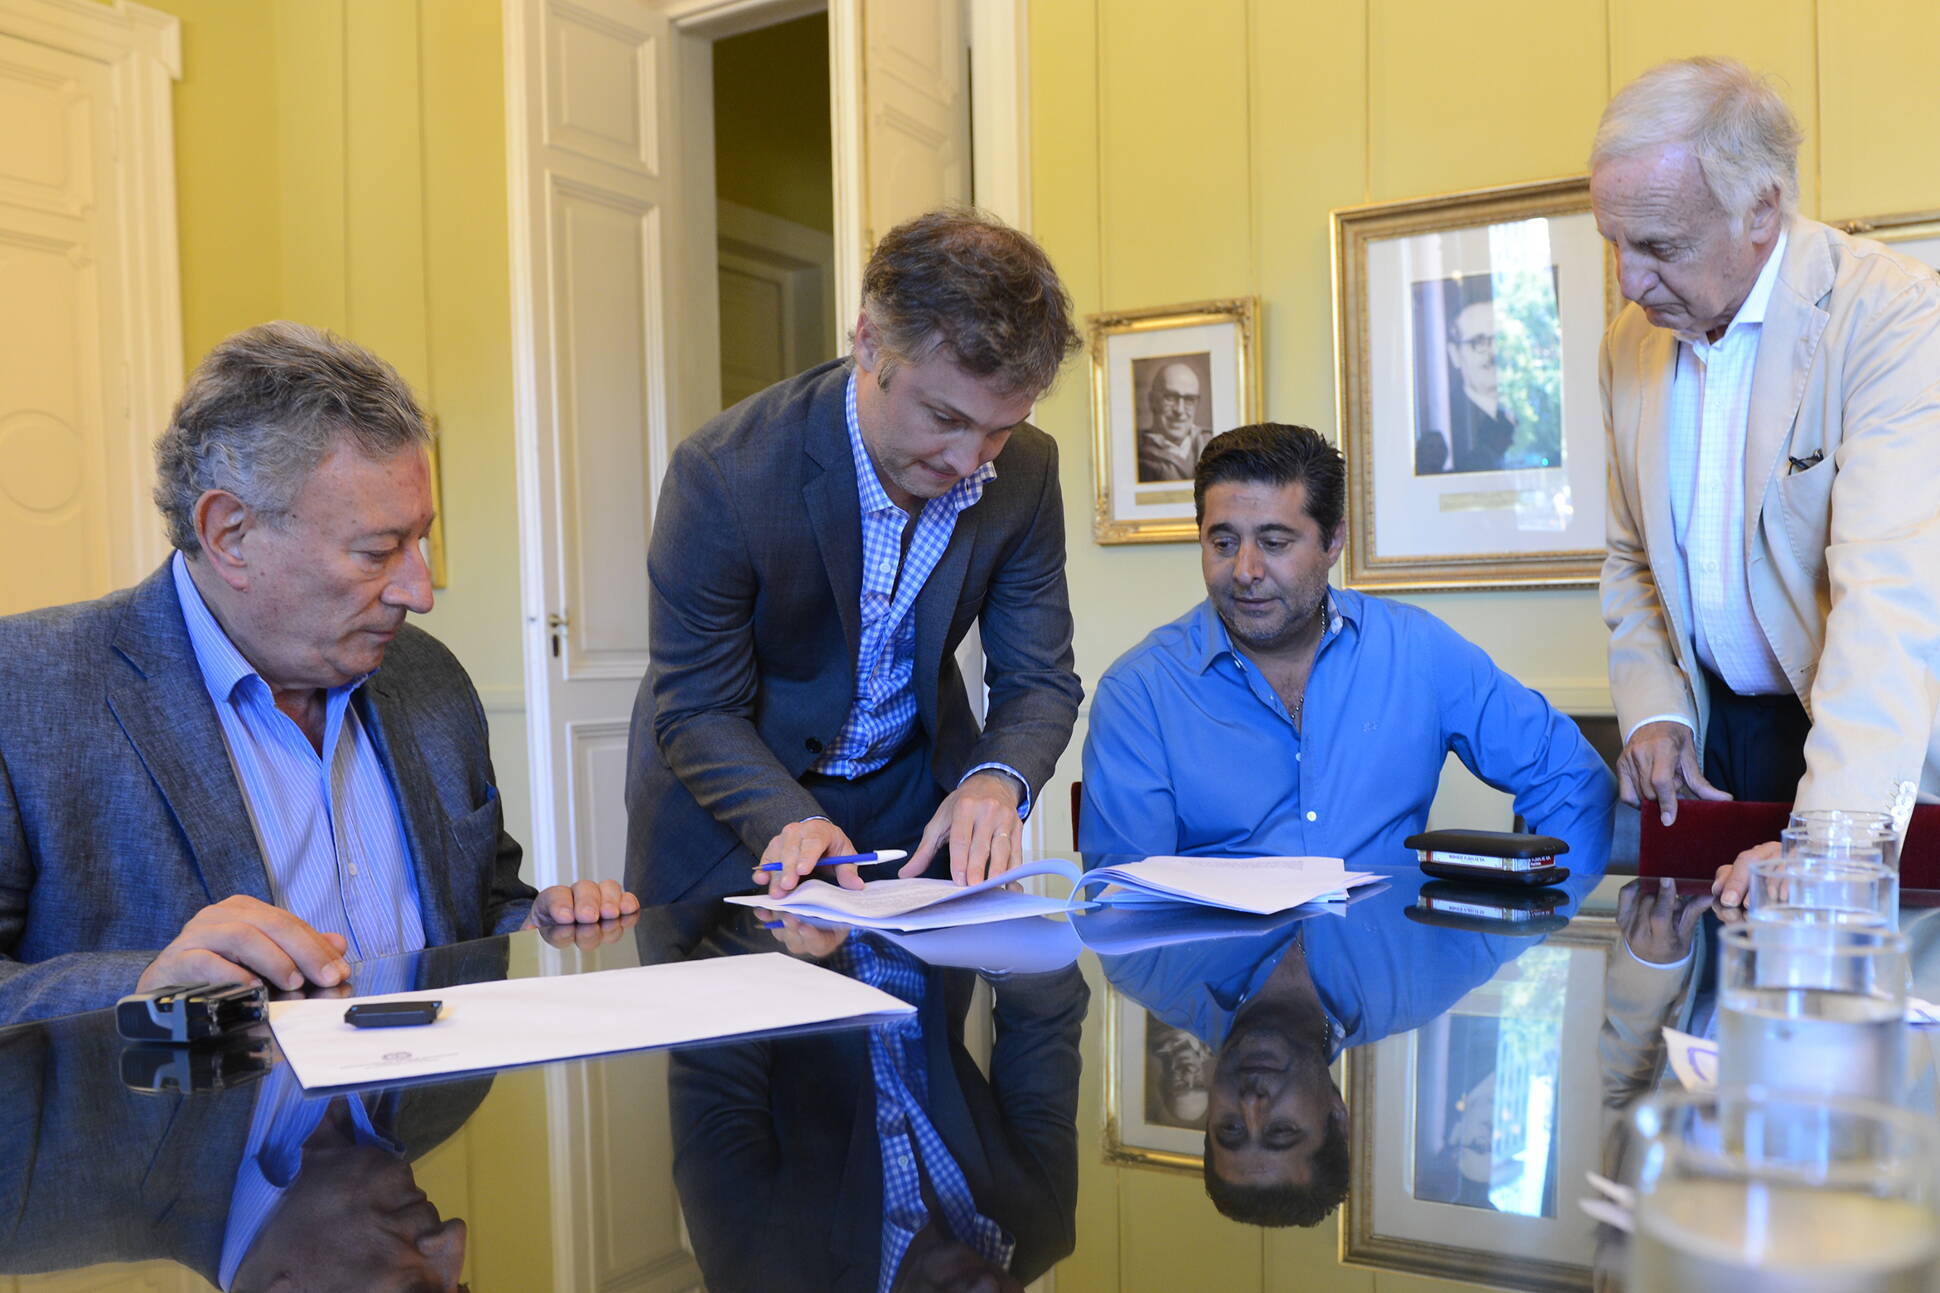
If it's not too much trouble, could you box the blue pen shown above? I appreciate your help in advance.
[758,848,908,872]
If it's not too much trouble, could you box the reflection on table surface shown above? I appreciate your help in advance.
[4,867,1937,1291]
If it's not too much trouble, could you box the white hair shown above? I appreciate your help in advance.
[1590,56,1800,226]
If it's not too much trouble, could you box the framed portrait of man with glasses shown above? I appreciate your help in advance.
[1333,177,1616,589]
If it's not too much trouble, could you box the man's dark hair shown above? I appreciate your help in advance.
[1192,422,1346,535]
[859,207,1082,399]
[1201,1111,1351,1227]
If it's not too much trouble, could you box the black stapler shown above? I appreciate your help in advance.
[116,981,268,1044]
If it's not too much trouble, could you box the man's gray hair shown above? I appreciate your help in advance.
[1590,56,1801,225]
[154,322,431,554]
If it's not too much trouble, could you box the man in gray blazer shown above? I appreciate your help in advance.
[627,209,1085,905]
[0,322,633,1025]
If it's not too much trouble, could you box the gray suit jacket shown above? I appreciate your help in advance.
[626,360,1082,904]
[0,563,534,1025]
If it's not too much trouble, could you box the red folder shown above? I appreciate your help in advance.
[1637,800,1940,890]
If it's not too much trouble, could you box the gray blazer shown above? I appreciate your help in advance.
[0,563,534,1025]
[626,360,1082,904]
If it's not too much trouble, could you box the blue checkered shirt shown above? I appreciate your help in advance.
[835,936,1015,1291]
[812,372,1030,814]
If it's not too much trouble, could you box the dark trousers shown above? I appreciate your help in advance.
[1699,664,1811,803]
[799,735,949,877]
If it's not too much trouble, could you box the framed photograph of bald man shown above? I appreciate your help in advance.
[1087,297,1261,544]
[1102,988,1211,1172]
[1333,177,1617,590]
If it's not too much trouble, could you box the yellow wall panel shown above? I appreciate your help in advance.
[344,0,431,392]
[1607,0,1820,216]
[416,0,526,795]
[273,0,348,331]
[1367,0,1607,202]
[1251,0,1365,438]
[1817,0,1940,222]
[1120,1166,1264,1290]
[1097,0,1253,306]
[150,0,281,367]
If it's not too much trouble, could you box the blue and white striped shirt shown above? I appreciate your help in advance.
[171,553,426,961]
[812,373,1031,814]
[215,959,415,1288]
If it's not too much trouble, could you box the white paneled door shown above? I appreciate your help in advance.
[0,1,179,616]
[507,0,677,897]
[505,2,703,1289]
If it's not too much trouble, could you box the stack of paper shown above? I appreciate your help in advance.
[1071,855,1380,915]
[725,858,1082,931]
[267,953,914,1090]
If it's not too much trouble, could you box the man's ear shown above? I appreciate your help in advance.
[1746,185,1783,244]
[193,489,257,592]
[1324,519,1348,566]
[852,310,880,374]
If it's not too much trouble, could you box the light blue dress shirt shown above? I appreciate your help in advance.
[812,371,1031,815]
[1079,590,1613,871]
[172,553,426,961]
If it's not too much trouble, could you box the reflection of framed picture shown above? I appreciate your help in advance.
[1087,298,1261,545]
[1343,917,1615,1292]
[1102,986,1213,1172]
[1835,208,1940,272]
[1333,178,1614,589]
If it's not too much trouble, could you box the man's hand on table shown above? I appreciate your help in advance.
[904,770,1024,886]
[1617,720,1731,826]
[755,908,851,959]
[137,895,351,993]
[1712,840,1782,909]
[534,908,641,951]
[754,817,863,894]
[523,879,639,928]
[1617,876,1710,964]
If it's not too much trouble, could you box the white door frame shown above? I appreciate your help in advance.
[0,0,182,587]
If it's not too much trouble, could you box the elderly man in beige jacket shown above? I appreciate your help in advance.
[1592,57,1940,903]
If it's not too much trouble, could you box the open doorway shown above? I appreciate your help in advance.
[711,13,838,411]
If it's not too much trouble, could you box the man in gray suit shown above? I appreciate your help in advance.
[627,209,1085,904]
[0,322,633,1025]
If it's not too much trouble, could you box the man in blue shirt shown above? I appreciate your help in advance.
[1080,422,1613,876]
[0,322,634,1023]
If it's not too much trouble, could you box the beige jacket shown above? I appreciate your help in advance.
[1600,217,1940,811]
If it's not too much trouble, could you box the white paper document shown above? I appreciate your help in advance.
[1663,1026,1719,1092]
[1072,855,1381,916]
[725,857,1083,931]
[268,953,914,1090]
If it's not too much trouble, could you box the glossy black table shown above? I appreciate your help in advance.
[4,869,1935,1292]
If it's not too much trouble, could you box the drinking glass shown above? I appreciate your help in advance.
[1718,922,1908,1106]
[1628,1088,1940,1292]
[1788,809,1903,874]
[1748,854,1897,929]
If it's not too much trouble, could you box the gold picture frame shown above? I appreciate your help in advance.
[425,419,449,589]
[1332,177,1617,590]
[1101,984,1210,1173]
[1086,297,1262,545]
[1340,915,1616,1292]
[1835,207,1940,271]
